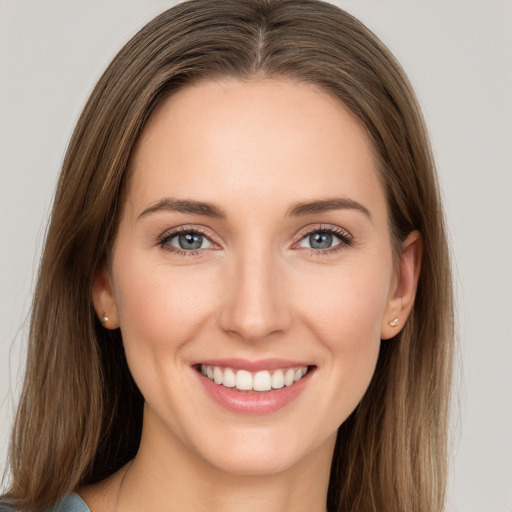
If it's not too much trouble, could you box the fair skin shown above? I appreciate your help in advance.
[85,78,421,512]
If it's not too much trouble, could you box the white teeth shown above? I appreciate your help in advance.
[284,368,295,387]
[223,368,236,387]
[271,369,285,389]
[213,366,223,385]
[200,364,309,392]
[235,370,253,391]
[253,371,272,391]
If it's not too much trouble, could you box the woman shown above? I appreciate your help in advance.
[0,0,453,511]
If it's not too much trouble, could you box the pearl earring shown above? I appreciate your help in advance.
[389,317,399,327]
[101,312,109,324]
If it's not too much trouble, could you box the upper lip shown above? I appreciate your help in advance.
[192,358,314,372]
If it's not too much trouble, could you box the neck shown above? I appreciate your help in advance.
[116,407,335,512]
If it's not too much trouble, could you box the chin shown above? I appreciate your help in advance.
[204,444,307,476]
[190,423,335,477]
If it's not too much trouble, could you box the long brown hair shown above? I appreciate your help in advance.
[3,1,453,510]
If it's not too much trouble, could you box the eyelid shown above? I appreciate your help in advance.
[292,224,354,254]
[156,225,221,256]
[156,223,353,257]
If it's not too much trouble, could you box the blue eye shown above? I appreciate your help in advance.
[298,227,352,254]
[301,231,338,250]
[159,228,212,254]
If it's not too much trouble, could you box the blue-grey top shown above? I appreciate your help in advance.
[0,494,90,512]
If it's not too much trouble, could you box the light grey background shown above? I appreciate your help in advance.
[1,1,511,510]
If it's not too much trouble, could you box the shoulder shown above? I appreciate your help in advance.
[0,494,90,512]
[47,494,90,512]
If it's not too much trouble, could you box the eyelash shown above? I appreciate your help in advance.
[156,226,215,257]
[156,224,353,257]
[296,224,354,256]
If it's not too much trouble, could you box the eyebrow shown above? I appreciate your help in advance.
[286,197,371,219]
[138,197,371,221]
[138,198,227,220]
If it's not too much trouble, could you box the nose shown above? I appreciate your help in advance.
[218,246,292,344]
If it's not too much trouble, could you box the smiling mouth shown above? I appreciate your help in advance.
[196,364,313,392]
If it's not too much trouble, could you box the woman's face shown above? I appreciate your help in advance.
[96,79,407,476]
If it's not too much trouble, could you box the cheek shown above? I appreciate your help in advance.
[294,260,390,404]
[112,258,221,417]
[114,261,218,353]
[299,263,390,345]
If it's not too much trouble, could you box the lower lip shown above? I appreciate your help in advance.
[196,369,313,415]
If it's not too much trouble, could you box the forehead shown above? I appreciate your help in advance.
[126,78,385,222]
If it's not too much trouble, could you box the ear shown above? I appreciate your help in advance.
[381,230,422,340]
[92,262,120,329]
